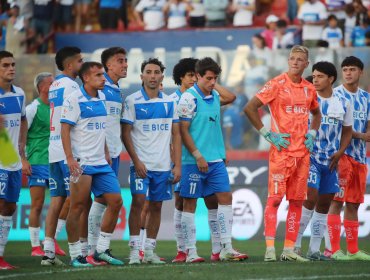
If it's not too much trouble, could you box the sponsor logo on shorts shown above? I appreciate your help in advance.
[271,173,284,182]
[0,172,8,180]
[36,179,45,184]
[189,173,201,180]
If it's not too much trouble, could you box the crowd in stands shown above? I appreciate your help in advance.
[0,1,369,55]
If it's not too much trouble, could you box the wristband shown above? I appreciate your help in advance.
[258,127,269,137]
[307,129,317,138]
[192,149,202,160]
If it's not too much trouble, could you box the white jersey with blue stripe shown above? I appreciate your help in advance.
[48,75,79,163]
[334,84,370,164]
[311,91,353,165]
[60,86,108,166]
[121,88,179,171]
[0,85,26,171]
[102,73,123,158]
[168,89,182,104]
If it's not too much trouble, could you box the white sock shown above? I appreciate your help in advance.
[218,205,232,249]
[139,228,146,251]
[144,238,156,251]
[80,237,88,257]
[68,240,81,260]
[295,206,313,248]
[309,211,327,253]
[181,212,196,252]
[29,226,40,247]
[96,232,112,254]
[0,215,12,257]
[55,219,66,239]
[174,208,185,252]
[88,202,106,255]
[208,209,221,254]
[324,223,332,251]
[129,235,141,250]
[44,237,55,258]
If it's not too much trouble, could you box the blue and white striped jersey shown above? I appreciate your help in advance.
[121,88,179,171]
[60,86,108,166]
[0,85,26,171]
[311,91,352,165]
[168,89,182,104]
[334,84,370,164]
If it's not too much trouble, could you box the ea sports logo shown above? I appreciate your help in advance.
[232,189,263,240]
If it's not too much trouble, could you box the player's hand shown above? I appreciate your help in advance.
[265,131,291,151]
[67,157,82,177]
[362,132,370,142]
[304,130,317,153]
[171,165,181,184]
[105,153,112,166]
[196,156,208,173]
[21,158,32,176]
[329,151,343,171]
[133,159,147,178]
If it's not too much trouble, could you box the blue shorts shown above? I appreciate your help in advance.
[129,166,172,202]
[82,165,120,197]
[49,161,70,197]
[174,182,181,192]
[0,169,22,202]
[180,161,230,199]
[28,165,49,187]
[308,159,340,195]
[111,157,120,177]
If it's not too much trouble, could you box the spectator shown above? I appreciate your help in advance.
[344,3,357,46]
[54,0,74,32]
[272,19,295,49]
[353,0,368,24]
[5,4,27,56]
[325,0,352,30]
[230,0,255,27]
[350,16,370,47]
[74,0,92,32]
[31,0,54,53]
[298,0,327,48]
[163,0,192,29]
[244,54,269,99]
[251,34,272,67]
[261,14,279,49]
[98,0,122,30]
[134,0,166,31]
[188,0,206,27]
[321,14,344,48]
[203,0,229,27]
[287,0,298,24]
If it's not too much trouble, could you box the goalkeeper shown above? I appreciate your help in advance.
[244,45,321,262]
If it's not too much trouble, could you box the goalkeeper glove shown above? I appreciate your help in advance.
[304,129,317,153]
[259,127,291,152]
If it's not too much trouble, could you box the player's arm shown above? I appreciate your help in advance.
[243,96,264,130]
[329,125,352,171]
[20,116,31,175]
[61,123,80,175]
[121,123,147,178]
[214,84,236,106]
[309,106,321,131]
[354,121,370,141]
[0,114,3,130]
[104,140,112,166]
[171,122,181,184]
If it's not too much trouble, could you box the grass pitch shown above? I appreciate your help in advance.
[1,240,370,280]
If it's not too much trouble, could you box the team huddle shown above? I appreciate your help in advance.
[0,44,369,270]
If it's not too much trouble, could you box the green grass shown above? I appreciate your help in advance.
[1,240,370,280]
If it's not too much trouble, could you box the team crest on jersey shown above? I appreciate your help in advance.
[258,82,272,94]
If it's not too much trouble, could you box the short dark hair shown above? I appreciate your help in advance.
[78,61,103,83]
[253,33,266,48]
[172,58,198,86]
[312,61,337,84]
[101,47,127,72]
[195,57,221,77]
[0,50,13,62]
[341,56,364,70]
[276,19,287,28]
[55,46,81,71]
[141,57,165,73]
[328,14,338,22]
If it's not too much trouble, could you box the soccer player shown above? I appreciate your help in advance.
[87,47,127,262]
[294,61,353,260]
[244,45,321,262]
[121,58,181,265]
[24,72,55,256]
[0,50,27,269]
[178,57,247,262]
[61,62,124,267]
[42,47,82,266]
[327,56,370,261]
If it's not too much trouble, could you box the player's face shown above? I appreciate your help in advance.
[288,52,309,76]
[0,57,15,82]
[196,70,218,94]
[141,63,163,90]
[107,53,128,79]
[85,66,106,90]
[181,71,196,90]
[39,75,54,96]
[342,66,362,86]
[312,70,333,92]
[70,54,83,76]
